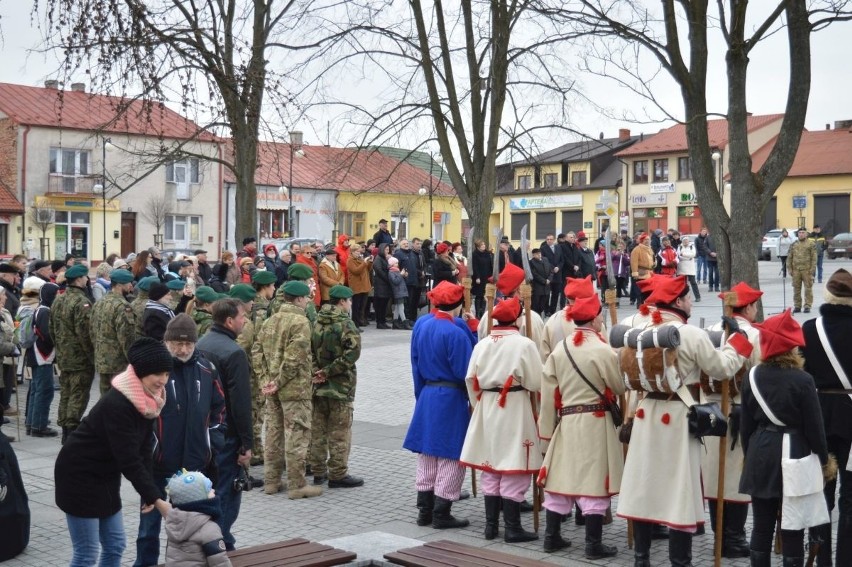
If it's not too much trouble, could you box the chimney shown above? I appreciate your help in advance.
[618,128,631,142]
[44,80,59,89]
[827,124,831,130]
[834,119,852,130]
[70,83,86,93]
[599,132,604,140]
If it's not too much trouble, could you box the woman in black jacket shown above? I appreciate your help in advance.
[431,242,458,285]
[471,240,493,318]
[372,243,392,329]
[740,309,829,567]
[55,338,173,567]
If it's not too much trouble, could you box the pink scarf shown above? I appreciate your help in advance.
[111,366,166,419]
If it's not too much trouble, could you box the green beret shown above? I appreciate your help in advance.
[195,286,220,303]
[166,279,186,290]
[329,285,353,300]
[228,283,257,303]
[110,269,134,284]
[136,275,160,291]
[287,263,314,280]
[65,264,89,279]
[252,270,277,285]
[282,280,310,297]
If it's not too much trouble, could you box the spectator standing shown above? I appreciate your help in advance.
[612,241,630,301]
[0,263,21,316]
[295,248,320,309]
[310,285,364,488]
[318,249,346,304]
[421,239,436,280]
[540,234,563,317]
[394,240,420,322]
[629,233,654,306]
[25,283,59,438]
[650,229,663,273]
[132,315,226,567]
[777,229,794,278]
[676,236,701,301]
[411,239,427,318]
[809,225,827,283]
[54,338,173,567]
[194,250,212,284]
[372,244,392,329]
[162,471,231,567]
[695,227,709,284]
[147,247,167,281]
[560,232,579,283]
[49,264,96,443]
[91,269,138,394]
[705,232,721,292]
[196,298,253,551]
[575,232,596,280]
[277,250,293,284]
[432,242,459,285]
[346,244,371,328]
[657,237,678,276]
[0,286,19,442]
[452,243,468,281]
[142,282,177,342]
[131,251,152,282]
[335,234,351,283]
[372,219,394,247]
[92,262,113,301]
[260,244,283,287]
[529,248,551,316]
[388,256,411,330]
[237,237,258,260]
[470,240,492,319]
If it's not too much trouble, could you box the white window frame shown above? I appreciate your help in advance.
[49,148,91,192]
[166,158,200,200]
[165,214,202,246]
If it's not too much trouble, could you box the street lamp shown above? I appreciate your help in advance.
[418,151,442,240]
[288,130,304,238]
[92,136,114,262]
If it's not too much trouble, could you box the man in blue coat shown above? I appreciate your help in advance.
[404,281,477,529]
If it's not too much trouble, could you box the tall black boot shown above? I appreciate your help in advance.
[575,503,585,525]
[543,509,570,552]
[652,523,670,539]
[809,522,832,566]
[750,550,771,567]
[633,520,652,567]
[584,513,617,560]
[484,495,500,540]
[432,496,469,529]
[782,558,804,567]
[723,502,751,558]
[502,498,538,542]
[61,427,68,445]
[416,491,434,526]
[668,528,693,567]
[708,499,718,533]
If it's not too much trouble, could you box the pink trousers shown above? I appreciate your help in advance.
[544,492,610,516]
[480,471,531,502]
[415,454,465,501]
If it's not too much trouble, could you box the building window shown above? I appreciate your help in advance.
[677,157,692,180]
[391,215,408,241]
[511,212,530,240]
[259,210,287,238]
[543,173,558,188]
[633,160,649,183]
[571,171,587,186]
[653,159,669,182]
[536,211,556,239]
[49,148,92,193]
[517,175,532,190]
[166,159,200,200]
[338,211,366,241]
[165,215,201,245]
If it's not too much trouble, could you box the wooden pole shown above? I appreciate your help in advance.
[714,293,737,567]
[462,276,472,313]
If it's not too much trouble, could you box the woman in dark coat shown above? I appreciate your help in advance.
[739,309,829,567]
[431,242,458,286]
[55,338,174,567]
[372,243,392,329]
[471,240,493,319]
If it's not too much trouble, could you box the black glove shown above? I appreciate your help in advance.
[721,315,740,335]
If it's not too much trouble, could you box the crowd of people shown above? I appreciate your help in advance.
[0,217,848,567]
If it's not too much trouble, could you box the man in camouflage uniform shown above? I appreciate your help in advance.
[788,227,818,313]
[131,276,159,337]
[90,269,138,394]
[253,280,322,498]
[49,264,96,443]
[192,286,220,338]
[270,263,318,324]
[241,273,276,464]
[310,285,364,488]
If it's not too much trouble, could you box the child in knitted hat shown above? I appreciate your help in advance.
[387,256,411,329]
[164,469,232,566]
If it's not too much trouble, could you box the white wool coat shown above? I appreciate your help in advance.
[677,244,698,276]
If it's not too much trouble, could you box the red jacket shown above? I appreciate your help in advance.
[658,247,678,276]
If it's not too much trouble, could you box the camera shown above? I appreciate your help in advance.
[232,465,252,492]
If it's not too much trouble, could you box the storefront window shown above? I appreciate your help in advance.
[678,206,703,234]
[54,210,90,259]
[632,207,668,234]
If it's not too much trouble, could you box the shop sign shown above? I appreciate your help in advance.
[680,192,697,205]
[509,194,582,210]
[630,194,667,205]
[793,195,807,209]
[650,183,676,194]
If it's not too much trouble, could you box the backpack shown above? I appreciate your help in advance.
[14,305,35,350]
[0,434,29,560]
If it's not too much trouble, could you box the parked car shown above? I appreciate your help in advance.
[259,237,326,254]
[761,228,800,261]
[159,248,197,261]
[827,232,852,259]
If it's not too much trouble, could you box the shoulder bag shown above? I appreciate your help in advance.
[562,340,623,428]
[748,367,829,530]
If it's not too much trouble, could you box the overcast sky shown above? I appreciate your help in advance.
[2,2,850,152]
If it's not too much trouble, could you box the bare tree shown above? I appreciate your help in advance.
[566,0,852,302]
[141,195,172,247]
[29,203,56,259]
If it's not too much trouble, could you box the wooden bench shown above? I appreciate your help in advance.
[384,539,552,567]
[158,538,356,567]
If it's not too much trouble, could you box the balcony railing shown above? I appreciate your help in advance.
[47,174,99,194]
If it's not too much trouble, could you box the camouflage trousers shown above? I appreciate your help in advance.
[57,369,95,430]
[791,269,814,309]
[251,375,265,462]
[264,397,312,490]
[98,372,116,395]
[309,397,353,481]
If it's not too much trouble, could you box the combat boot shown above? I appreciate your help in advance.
[543,509,570,552]
[502,498,538,543]
[392,318,406,330]
[32,427,59,438]
[584,513,617,560]
[288,485,322,499]
[432,496,469,529]
[264,482,282,495]
[750,550,771,567]
[416,491,434,526]
[668,528,693,567]
[483,495,500,540]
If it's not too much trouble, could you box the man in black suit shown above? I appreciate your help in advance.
[540,234,563,317]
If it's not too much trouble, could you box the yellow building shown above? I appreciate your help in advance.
[751,125,852,235]
[492,130,637,245]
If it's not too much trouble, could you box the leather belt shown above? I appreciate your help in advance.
[559,403,608,417]
[761,423,800,434]
[424,381,466,391]
[482,385,526,393]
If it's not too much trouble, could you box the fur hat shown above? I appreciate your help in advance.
[824,268,852,306]
[164,313,198,343]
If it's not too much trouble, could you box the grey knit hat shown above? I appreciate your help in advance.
[164,313,198,343]
[166,470,213,506]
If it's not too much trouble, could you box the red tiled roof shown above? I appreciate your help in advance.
[616,114,784,157]
[0,82,216,142]
[750,128,852,177]
[0,182,23,214]
[225,141,455,196]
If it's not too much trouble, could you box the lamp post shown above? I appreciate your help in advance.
[93,136,113,262]
[288,130,303,238]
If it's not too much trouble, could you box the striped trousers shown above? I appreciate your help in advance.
[415,454,465,501]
